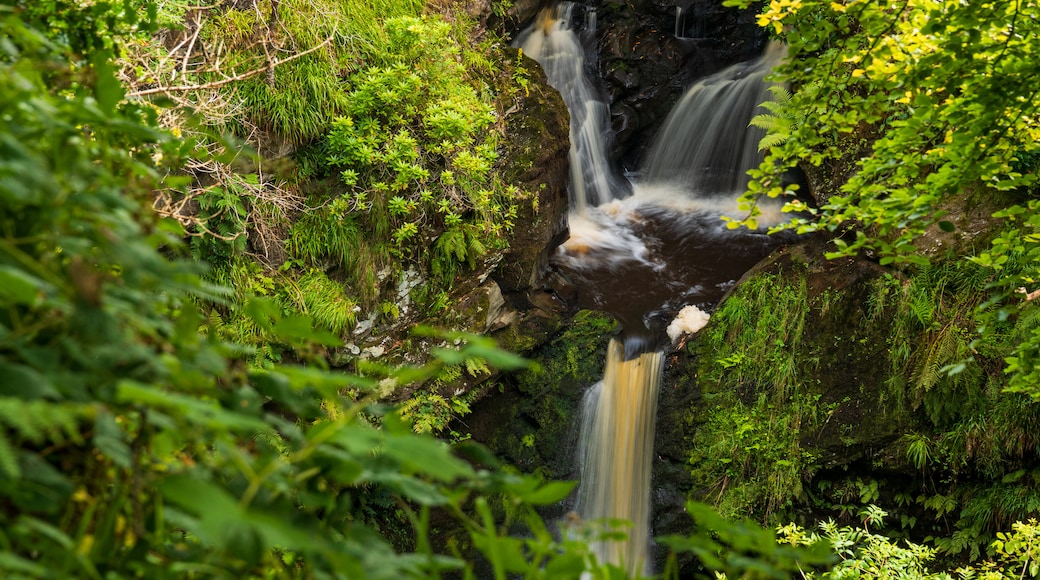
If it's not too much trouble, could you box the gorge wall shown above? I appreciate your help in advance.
[466,0,1040,574]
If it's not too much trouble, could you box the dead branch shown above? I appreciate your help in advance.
[1017,287,1040,301]
[182,10,205,77]
[127,33,335,98]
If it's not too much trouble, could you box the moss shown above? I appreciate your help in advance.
[464,311,617,479]
[667,237,1040,554]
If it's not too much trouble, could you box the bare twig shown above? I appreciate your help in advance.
[127,33,335,97]
[181,10,205,78]
[1017,287,1040,301]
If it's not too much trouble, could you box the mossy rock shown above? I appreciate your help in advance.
[464,310,618,479]
[491,44,571,300]
[659,230,1040,553]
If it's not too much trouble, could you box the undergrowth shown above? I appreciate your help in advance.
[691,260,1040,559]
[129,0,535,366]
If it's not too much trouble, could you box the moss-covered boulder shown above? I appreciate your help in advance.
[492,45,571,304]
[656,230,1040,560]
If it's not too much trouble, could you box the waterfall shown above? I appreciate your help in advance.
[642,43,786,195]
[518,3,787,575]
[576,339,663,577]
[516,3,621,214]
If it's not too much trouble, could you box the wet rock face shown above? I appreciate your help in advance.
[493,44,572,304]
[499,0,765,172]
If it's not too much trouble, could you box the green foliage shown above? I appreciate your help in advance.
[862,262,1040,523]
[397,387,479,439]
[726,0,1040,398]
[865,263,999,425]
[691,273,827,520]
[773,507,1040,579]
[689,391,824,521]
[287,269,359,336]
[286,209,381,304]
[0,9,667,579]
[699,263,1039,552]
[703,273,808,400]
[660,502,835,579]
[748,84,798,152]
[127,0,528,338]
[324,15,520,287]
[197,0,423,144]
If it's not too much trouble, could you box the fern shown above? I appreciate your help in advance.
[464,356,490,378]
[748,84,797,151]
[913,323,962,393]
[431,225,488,285]
[0,400,88,478]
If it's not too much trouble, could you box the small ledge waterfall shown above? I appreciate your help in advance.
[516,4,623,214]
[643,43,786,194]
[576,341,663,575]
[518,3,787,575]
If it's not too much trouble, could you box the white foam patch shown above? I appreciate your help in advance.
[556,210,654,270]
[666,305,711,342]
[555,179,788,273]
[626,181,789,230]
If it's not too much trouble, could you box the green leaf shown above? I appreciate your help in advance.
[91,51,124,114]
[116,380,269,433]
[0,362,60,399]
[0,264,44,305]
[472,529,530,574]
[544,552,587,577]
[93,409,131,468]
[370,472,448,506]
[0,432,20,479]
[938,221,956,232]
[520,480,577,506]
[461,341,530,371]
[0,552,47,575]
[383,433,474,482]
[160,475,239,514]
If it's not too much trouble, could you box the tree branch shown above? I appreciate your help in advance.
[127,33,335,98]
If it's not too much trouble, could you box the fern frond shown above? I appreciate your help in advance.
[464,356,490,378]
[914,324,961,392]
[0,399,90,478]
[0,431,19,478]
[465,230,487,268]
[750,84,796,151]
[754,130,791,152]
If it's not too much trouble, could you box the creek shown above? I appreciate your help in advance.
[516,3,790,574]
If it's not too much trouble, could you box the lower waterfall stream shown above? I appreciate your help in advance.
[518,4,790,574]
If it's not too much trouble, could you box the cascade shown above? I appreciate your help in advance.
[576,340,663,576]
[518,3,787,574]
[516,4,622,214]
[642,43,786,194]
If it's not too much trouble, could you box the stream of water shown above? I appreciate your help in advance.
[518,4,787,574]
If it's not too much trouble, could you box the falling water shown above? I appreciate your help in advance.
[586,7,598,33]
[642,43,786,194]
[516,4,622,213]
[518,3,788,575]
[576,340,663,576]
